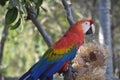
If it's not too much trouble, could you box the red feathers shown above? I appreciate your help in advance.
[89,20,94,25]
[53,25,84,50]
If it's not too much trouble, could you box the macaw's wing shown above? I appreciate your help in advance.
[28,44,78,79]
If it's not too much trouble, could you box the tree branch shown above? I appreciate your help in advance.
[0,25,9,79]
[0,25,9,65]
[62,0,75,25]
[26,5,53,47]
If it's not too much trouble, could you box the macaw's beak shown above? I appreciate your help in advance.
[86,24,95,35]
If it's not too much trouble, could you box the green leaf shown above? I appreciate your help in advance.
[11,0,20,8]
[33,0,38,3]
[19,2,27,17]
[35,0,43,8]
[10,19,21,30]
[41,6,47,12]
[8,0,14,9]
[30,0,33,2]
[5,7,18,25]
[0,0,8,6]
[36,7,40,18]
[8,0,20,9]
[0,66,7,74]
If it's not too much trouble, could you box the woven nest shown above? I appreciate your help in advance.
[72,41,108,80]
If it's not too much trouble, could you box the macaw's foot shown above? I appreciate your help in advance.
[63,65,78,80]
[58,61,78,73]
[68,65,78,73]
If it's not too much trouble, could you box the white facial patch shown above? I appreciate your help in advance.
[82,22,91,34]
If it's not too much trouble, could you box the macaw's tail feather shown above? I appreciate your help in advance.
[39,75,53,80]
[19,71,33,80]
[19,63,51,80]
[19,60,64,80]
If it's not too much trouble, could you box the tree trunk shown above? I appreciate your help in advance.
[98,0,113,79]
[0,25,9,79]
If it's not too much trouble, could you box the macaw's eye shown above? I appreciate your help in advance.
[85,22,88,25]
[84,22,89,25]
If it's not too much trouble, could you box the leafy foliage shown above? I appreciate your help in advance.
[3,0,44,30]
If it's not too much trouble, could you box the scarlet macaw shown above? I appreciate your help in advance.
[19,20,95,80]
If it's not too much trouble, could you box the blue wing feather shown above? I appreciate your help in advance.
[19,45,78,80]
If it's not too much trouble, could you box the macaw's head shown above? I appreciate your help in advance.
[76,20,95,35]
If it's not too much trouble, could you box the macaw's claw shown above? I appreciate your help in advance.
[67,65,78,73]
[63,65,78,80]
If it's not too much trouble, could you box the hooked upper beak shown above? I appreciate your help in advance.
[86,24,95,35]
[91,24,95,34]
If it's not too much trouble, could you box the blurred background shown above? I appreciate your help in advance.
[0,0,120,79]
